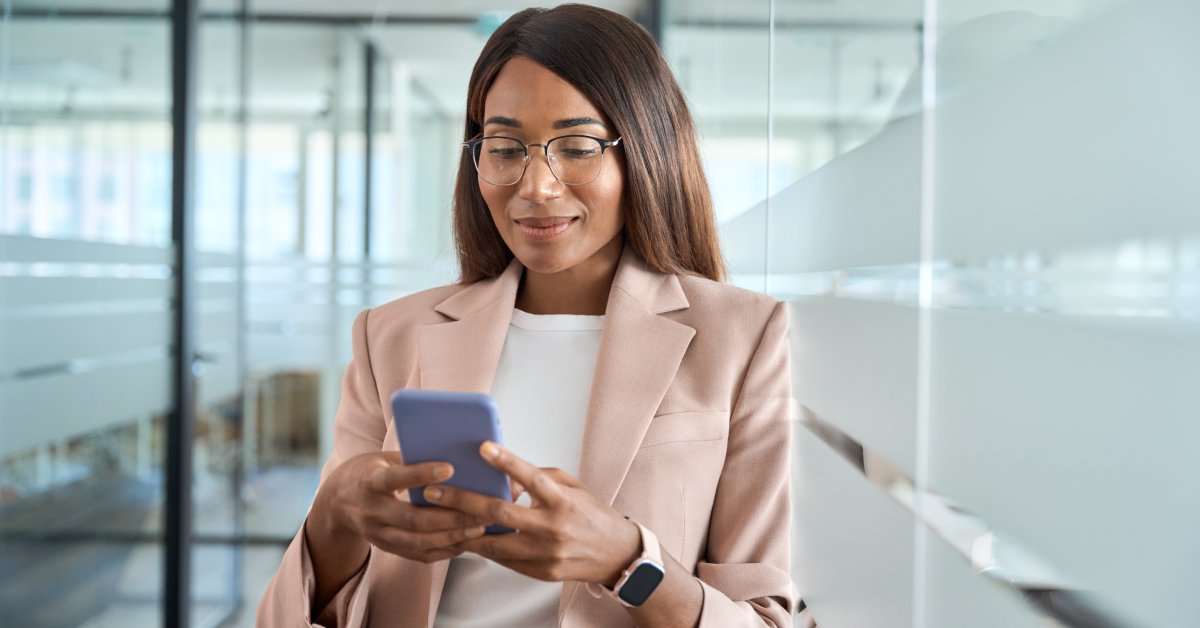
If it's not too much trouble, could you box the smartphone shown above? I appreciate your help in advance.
[390,389,513,534]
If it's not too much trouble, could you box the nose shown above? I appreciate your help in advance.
[517,144,563,202]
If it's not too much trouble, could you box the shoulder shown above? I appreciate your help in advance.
[359,283,462,340]
[669,274,786,356]
[676,274,783,325]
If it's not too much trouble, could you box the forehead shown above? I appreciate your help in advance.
[483,56,606,124]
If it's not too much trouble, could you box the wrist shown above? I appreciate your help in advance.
[310,485,351,541]
[603,517,643,588]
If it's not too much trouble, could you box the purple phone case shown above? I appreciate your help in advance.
[390,389,514,535]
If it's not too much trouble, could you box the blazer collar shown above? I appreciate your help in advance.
[431,247,690,322]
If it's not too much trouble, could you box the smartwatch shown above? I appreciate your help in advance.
[610,520,665,607]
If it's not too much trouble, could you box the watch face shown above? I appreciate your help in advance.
[617,561,665,607]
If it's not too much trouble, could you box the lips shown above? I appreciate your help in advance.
[514,216,578,241]
[516,216,575,228]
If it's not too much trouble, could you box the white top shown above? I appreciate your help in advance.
[434,309,604,627]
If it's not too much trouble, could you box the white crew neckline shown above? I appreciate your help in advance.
[510,308,605,331]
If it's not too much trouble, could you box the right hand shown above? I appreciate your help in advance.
[313,452,488,564]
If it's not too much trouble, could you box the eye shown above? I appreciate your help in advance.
[554,137,603,159]
[560,147,601,159]
[488,147,525,159]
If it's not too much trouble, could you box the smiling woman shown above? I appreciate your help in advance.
[258,4,799,628]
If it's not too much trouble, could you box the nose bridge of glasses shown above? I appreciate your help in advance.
[525,142,556,162]
[523,143,561,177]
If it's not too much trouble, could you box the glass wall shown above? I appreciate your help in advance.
[666,0,1200,626]
[0,3,174,626]
[0,0,519,624]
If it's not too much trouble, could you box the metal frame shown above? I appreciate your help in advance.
[364,41,376,263]
[166,0,198,626]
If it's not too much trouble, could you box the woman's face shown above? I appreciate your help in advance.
[478,56,626,276]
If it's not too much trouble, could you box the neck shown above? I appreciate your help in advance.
[515,234,623,315]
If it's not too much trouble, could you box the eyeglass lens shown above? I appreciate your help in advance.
[472,136,607,186]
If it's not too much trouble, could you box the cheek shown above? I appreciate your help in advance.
[593,179,625,229]
[479,182,509,224]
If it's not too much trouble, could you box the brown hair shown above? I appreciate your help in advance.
[452,4,726,283]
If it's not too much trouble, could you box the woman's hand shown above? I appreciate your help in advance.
[313,452,489,564]
[423,442,642,585]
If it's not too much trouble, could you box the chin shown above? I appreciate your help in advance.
[512,249,578,275]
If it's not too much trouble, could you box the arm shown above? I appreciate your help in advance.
[691,300,798,627]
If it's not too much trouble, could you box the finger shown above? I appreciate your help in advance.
[395,502,484,532]
[540,467,582,488]
[479,442,564,506]
[453,532,541,562]
[423,484,544,533]
[370,461,453,493]
[510,478,525,502]
[373,523,487,555]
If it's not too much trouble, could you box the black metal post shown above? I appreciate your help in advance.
[362,41,376,307]
[167,0,198,626]
[363,41,375,263]
[637,0,664,43]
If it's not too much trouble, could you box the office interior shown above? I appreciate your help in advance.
[0,0,1196,626]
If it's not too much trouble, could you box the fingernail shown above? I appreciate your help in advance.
[481,442,499,459]
[467,526,486,537]
[425,486,442,500]
[434,465,453,480]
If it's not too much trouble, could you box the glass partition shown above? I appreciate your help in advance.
[0,4,173,626]
[664,0,1200,626]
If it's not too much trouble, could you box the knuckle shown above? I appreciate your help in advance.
[487,500,508,522]
[365,471,386,493]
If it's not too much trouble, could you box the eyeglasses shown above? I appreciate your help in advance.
[462,134,622,186]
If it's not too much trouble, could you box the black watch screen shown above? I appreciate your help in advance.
[616,562,665,607]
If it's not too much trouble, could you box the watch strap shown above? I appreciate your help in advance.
[607,520,664,607]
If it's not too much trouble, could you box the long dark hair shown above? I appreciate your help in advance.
[452,4,725,283]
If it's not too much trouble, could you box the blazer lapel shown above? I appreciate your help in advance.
[560,250,694,624]
[417,260,522,394]
[576,249,695,505]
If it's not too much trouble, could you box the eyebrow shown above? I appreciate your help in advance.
[481,116,608,130]
[553,117,607,130]
[483,116,522,128]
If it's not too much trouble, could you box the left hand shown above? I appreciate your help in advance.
[422,441,641,586]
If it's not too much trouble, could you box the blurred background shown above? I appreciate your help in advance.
[0,0,1197,626]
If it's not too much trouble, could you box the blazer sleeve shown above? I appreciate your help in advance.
[694,301,800,627]
[258,308,387,627]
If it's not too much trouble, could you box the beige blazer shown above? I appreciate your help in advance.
[258,248,798,627]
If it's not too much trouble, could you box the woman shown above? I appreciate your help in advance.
[259,5,798,627]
